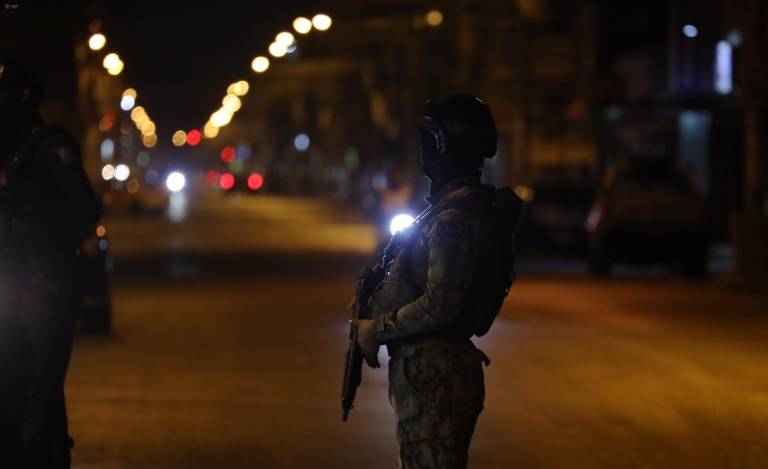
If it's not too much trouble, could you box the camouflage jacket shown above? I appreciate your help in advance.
[370,177,494,345]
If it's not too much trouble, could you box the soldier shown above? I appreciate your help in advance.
[351,94,519,468]
[0,60,101,468]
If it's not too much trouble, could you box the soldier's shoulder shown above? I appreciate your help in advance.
[38,125,80,164]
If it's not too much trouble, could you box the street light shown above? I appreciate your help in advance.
[293,17,312,34]
[106,60,124,76]
[426,10,444,27]
[172,130,187,147]
[269,41,288,58]
[88,33,106,51]
[275,31,295,47]
[222,94,242,112]
[251,56,270,73]
[102,53,120,70]
[312,14,332,31]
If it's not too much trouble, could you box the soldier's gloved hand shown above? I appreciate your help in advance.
[350,319,381,368]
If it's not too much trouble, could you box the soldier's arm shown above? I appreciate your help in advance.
[38,130,102,225]
[372,208,481,342]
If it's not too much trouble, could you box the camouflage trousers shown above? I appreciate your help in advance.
[388,340,487,469]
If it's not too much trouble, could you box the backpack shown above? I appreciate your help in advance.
[471,187,525,337]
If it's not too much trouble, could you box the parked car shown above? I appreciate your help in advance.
[585,159,708,276]
[518,180,595,253]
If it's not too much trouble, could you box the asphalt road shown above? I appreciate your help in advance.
[69,191,768,468]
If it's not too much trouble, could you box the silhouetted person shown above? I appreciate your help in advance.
[0,60,101,468]
[352,94,523,468]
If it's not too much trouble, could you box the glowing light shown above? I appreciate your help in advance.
[275,31,295,47]
[88,33,106,51]
[247,173,264,191]
[269,41,287,58]
[220,146,236,163]
[683,24,698,38]
[210,108,233,127]
[514,185,535,202]
[293,17,312,34]
[251,56,270,73]
[426,10,444,27]
[123,88,137,99]
[101,164,115,181]
[219,172,235,191]
[172,130,187,147]
[100,138,115,160]
[232,80,249,96]
[108,61,125,75]
[390,214,415,235]
[715,40,733,94]
[186,129,201,146]
[312,14,332,31]
[140,121,156,136]
[203,122,219,139]
[165,171,186,192]
[130,106,146,121]
[294,133,310,151]
[102,53,120,70]
[96,225,106,237]
[222,94,242,112]
[98,114,115,132]
[142,134,157,148]
[114,164,130,182]
[120,95,135,111]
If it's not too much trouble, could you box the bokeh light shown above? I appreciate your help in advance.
[247,173,264,191]
[172,130,187,147]
[186,130,201,146]
[312,14,332,31]
[251,56,270,73]
[220,146,236,163]
[293,17,312,34]
[426,10,444,27]
[219,173,235,191]
[88,33,106,51]
[269,41,288,58]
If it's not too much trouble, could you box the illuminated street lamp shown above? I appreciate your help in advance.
[293,17,312,34]
[269,41,288,58]
[172,130,187,147]
[251,56,270,73]
[426,10,444,27]
[107,60,124,76]
[312,14,332,31]
[88,33,106,51]
[222,94,242,112]
[275,31,295,47]
[210,109,233,127]
[102,53,120,70]
[203,122,219,139]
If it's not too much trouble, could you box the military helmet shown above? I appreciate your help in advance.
[0,59,44,108]
[418,93,498,160]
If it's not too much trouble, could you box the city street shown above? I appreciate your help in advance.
[69,193,768,469]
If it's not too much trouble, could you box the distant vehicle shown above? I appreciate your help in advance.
[77,223,112,334]
[585,159,708,276]
[103,182,168,214]
[518,180,595,253]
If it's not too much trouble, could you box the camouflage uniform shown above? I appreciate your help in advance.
[370,177,493,469]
